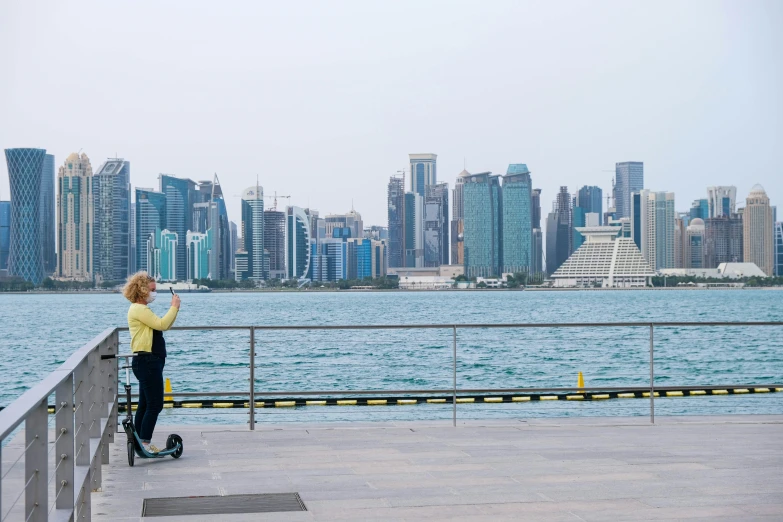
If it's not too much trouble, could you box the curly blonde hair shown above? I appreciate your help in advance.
[123,271,155,303]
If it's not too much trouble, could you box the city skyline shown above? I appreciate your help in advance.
[1,1,781,228]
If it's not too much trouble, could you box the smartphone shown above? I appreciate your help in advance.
[169,287,175,296]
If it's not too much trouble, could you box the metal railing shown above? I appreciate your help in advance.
[0,328,118,522]
[1,321,782,521]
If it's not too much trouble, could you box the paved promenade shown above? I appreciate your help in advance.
[91,415,782,521]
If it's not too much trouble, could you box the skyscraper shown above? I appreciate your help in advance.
[501,164,532,274]
[0,201,9,271]
[632,190,676,271]
[93,158,131,282]
[387,176,405,268]
[424,182,449,267]
[229,220,238,278]
[613,162,643,219]
[704,214,743,267]
[135,188,166,273]
[707,186,737,218]
[684,218,705,269]
[5,148,47,285]
[463,172,502,278]
[546,186,572,274]
[57,152,94,280]
[690,199,709,220]
[240,185,265,281]
[264,209,286,279]
[41,154,56,275]
[743,185,774,276]
[409,153,437,197]
[147,228,178,281]
[160,175,198,282]
[286,206,311,280]
[186,230,211,280]
[450,171,468,266]
[199,176,231,281]
[404,192,424,267]
[325,210,363,240]
[531,188,542,274]
[775,222,782,276]
[576,185,603,217]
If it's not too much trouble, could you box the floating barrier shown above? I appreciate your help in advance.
[84,386,781,412]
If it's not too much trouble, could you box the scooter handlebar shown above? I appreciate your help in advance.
[101,353,138,360]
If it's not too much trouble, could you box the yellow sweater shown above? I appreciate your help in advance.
[128,303,179,353]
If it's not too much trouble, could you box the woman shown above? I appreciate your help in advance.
[123,272,181,454]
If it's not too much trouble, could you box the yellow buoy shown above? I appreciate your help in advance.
[577,371,584,392]
[164,378,173,402]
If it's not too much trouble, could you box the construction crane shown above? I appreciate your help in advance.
[263,191,291,211]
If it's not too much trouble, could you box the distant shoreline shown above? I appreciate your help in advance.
[2,286,781,295]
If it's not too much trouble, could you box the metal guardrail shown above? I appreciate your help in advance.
[1,321,782,521]
[0,328,118,522]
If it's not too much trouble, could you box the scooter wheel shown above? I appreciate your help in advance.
[166,434,183,459]
[127,441,135,467]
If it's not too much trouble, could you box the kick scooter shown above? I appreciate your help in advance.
[102,352,183,466]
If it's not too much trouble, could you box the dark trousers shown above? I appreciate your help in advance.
[132,354,165,442]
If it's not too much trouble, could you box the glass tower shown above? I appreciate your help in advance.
[613,162,643,219]
[387,176,405,268]
[286,206,311,280]
[0,201,10,271]
[241,185,265,281]
[93,159,131,282]
[41,154,56,275]
[57,153,94,280]
[135,188,167,273]
[264,210,286,279]
[404,192,423,268]
[409,153,437,198]
[463,172,502,278]
[160,175,198,281]
[775,222,783,276]
[502,164,532,274]
[576,185,603,217]
[424,182,449,267]
[5,148,47,285]
[147,228,178,281]
[187,230,211,280]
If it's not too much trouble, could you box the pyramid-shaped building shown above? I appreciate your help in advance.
[552,227,655,288]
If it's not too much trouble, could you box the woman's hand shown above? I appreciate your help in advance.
[171,294,181,309]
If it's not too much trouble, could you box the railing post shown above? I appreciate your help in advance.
[25,397,48,522]
[649,324,655,424]
[100,331,118,465]
[249,326,256,431]
[88,349,102,493]
[453,325,457,428]
[74,358,91,521]
[56,374,75,513]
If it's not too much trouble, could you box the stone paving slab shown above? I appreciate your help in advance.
[73,415,783,520]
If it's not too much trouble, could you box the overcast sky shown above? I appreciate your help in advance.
[1,0,781,227]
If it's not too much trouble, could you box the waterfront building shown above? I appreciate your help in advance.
[56,152,93,280]
[572,207,585,253]
[387,175,405,268]
[129,202,136,273]
[684,218,705,269]
[674,216,685,268]
[229,220,238,278]
[264,209,286,279]
[659,262,766,280]
[576,185,603,217]
[135,188,166,273]
[41,154,56,275]
[707,186,737,218]
[0,201,9,271]
[409,153,437,197]
[325,210,363,240]
[371,240,387,278]
[613,162,643,219]
[450,170,469,266]
[531,228,543,275]
[690,199,709,220]
[743,184,774,276]
[186,230,211,280]
[551,226,655,288]
[463,172,502,278]
[346,238,373,279]
[240,185,265,281]
[286,206,311,280]
[93,158,131,282]
[424,182,449,267]
[147,228,177,281]
[631,190,676,271]
[704,214,743,267]
[363,226,388,241]
[160,175,198,281]
[5,148,47,285]
[310,238,347,282]
[775,222,783,276]
[545,187,572,274]
[198,176,232,281]
[501,164,532,274]
[404,192,424,268]
[234,250,248,281]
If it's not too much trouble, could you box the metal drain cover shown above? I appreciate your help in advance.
[142,493,307,517]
